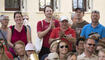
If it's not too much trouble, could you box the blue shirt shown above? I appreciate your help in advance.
[80,23,105,39]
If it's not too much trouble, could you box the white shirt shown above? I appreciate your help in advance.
[77,52,98,60]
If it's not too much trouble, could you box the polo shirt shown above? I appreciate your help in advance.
[80,23,105,39]
[77,52,98,60]
[37,19,60,48]
[50,27,76,50]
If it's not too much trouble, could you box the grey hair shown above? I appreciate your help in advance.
[0,15,8,21]
[71,13,76,20]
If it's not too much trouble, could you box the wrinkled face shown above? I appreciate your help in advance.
[26,50,35,57]
[91,13,100,23]
[44,7,53,18]
[50,44,58,53]
[1,16,9,26]
[72,14,78,24]
[60,20,69,29]
[59,42,69,54]
[85,39,96,53]
[98,51,105,60]
[14,14,23,24]
[75,10,84,19]
[15,44,25,56]
[78,41,84,50]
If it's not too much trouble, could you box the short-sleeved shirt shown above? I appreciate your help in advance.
[37,19,60,48]
[80,23,105,39]
[50,27,76,50]
[71,20,89,39]
[77,52,98,60]
[10,25,27,45]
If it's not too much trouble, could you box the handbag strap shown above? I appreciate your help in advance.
[41,20,43,29]
[0,30,6,40]
[0,30,7,44]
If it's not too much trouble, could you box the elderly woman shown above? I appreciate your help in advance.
[0,15,9,46]
[7,11,31,56]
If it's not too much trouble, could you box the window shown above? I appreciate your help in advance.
[39,0,60,11]
[72,0,92,12]
[5,0,21,11]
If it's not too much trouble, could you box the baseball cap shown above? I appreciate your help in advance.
[25,43,35,51]
[60,16,69,22]
[0,15,9,21]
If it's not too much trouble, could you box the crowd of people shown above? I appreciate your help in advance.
[0,5,105,60]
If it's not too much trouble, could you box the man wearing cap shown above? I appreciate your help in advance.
[71,8,89,39]
[80,10,105,43]
[49,16,76,51]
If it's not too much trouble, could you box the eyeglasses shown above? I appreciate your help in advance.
[60,45,68,48]
[88,44,96,46]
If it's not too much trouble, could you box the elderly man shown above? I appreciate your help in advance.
[49,16,76,51]
[80,10,105,43]
[77,38,98,60]
[0,15,9,46]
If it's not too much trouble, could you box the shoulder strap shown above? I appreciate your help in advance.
[12,25,15,35]
[12,25,27,34]
[0,30,6,41]
[0,30,9,50]
[24,25,27,33]
[41,20,43,28]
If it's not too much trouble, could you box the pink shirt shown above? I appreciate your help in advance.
[37,19,60,48]
[10,25,27,45]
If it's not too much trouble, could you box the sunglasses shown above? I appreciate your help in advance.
[88,44,96,46]
[60,45,68,48]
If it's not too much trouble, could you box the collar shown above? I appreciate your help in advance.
[80,52,96,58]
[90,23,100,28]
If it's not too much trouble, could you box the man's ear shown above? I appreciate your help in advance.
[84,43,86,48]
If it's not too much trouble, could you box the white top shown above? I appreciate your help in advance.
[77,52,98,60]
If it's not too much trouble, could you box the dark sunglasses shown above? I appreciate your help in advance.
[60,45,68,48]
[23,18,29,20]
[88,44,96,46]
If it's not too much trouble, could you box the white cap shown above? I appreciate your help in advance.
[25,43,35,51]
[47,52,59,59]
[60,16,69,22]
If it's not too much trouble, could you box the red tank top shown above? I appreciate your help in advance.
[10,25,27,45]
